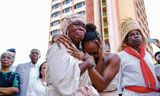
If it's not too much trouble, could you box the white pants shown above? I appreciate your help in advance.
[122,89,160,96]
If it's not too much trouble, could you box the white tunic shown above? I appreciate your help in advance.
[46,43,92,96]
[118,51,160,95]
[26,79,46,96]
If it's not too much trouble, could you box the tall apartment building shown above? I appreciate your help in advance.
[49,0,153,54]
[100,0,110,52]
[134,0,153,54]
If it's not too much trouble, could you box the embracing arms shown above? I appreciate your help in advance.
[0,87,19,95]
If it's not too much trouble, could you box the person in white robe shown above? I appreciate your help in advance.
[46,14,99,96]
[55,23,121,96]
[118,18,160,96]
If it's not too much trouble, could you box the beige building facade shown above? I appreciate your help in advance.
[49,0,153,54]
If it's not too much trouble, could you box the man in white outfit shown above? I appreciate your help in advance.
[16,49,41,96]
[118,18,160,96]
[46,14,99,96]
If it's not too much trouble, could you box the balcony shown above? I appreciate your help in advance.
[104,31,108,39]
[62,11,73,18]
[52,0,61,5]
[103,17,108,26]
[103,12,107,17]
[74,0,85,5]
[62,2,72,9]
[103,22,108,27]
[74,6,85,13]
[52,7,61,14]
[50,25,60,31]
[51,15,61,22]
[102,2,106,7]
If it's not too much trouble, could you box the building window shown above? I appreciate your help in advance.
[74,2,85,9]
[52,11,60,17]
[51,20,60,26]
[52,3,60,9]
[77,11,85,16]
[51,29,60,36]
[61,18,65,22]
[63,7,72,13]
[63,0,72,5]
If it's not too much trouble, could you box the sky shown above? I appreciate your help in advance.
[0,0,159,65]
[144,0,160,53]
[0,0,51,65]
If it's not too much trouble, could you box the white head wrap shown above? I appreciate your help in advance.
[119,18,146,51]
[62,14,86,35]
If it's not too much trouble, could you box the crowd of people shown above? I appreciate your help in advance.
[0,14,160,96]
[0,48,46,96]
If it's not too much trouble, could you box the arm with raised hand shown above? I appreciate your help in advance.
[88,54,120,92]
[67,47,96,75]
[66,40,120,92]
[51,34,74,48]
[53,34,96,75]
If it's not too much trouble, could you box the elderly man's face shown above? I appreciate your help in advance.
[29,50,40,64]
[126,30,142,47]
[67,20,86,44]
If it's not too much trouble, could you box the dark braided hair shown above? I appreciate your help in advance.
[81,23,101,49]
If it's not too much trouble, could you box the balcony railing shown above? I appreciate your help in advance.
[103,12,107,16]
[102,2,106,7]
